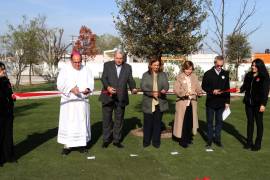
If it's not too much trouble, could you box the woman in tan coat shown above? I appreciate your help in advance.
[173,61,203,148]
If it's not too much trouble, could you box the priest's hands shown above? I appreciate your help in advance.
[71,86,80,95]
[82,88,91,95]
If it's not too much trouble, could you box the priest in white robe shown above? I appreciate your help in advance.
[57,52,94,155]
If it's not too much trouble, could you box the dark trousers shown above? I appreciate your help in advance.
[181,105,193,144]
[102,103,125,143]
[143,106,163,147]
[245,105,264,148]
[206,106,224,144]
[0,115,14,164]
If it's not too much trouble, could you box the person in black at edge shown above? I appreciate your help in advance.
[240,58,269,151]
[202,55,230,149]
[0,62,16,166]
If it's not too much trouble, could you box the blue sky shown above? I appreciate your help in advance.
[0,0,269,53]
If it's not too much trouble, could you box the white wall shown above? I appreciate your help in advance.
[5,53,270,85]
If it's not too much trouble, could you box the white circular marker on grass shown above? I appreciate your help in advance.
[87,156,96,160]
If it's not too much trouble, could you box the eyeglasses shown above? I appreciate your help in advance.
[216,65,223,68]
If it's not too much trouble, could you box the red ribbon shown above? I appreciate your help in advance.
[223,88,237,93]
[14,92,61,98]
[13,88,237,99]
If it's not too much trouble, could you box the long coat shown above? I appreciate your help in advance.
[201,67,230,108]
[0,76,14,164]
[173,73,202,138]
[140,71,169,114]
[240,71,269,106]
[99,61,136,107]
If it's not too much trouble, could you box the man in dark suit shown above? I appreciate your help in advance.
[99,50,137,148]
[202,56,230,149]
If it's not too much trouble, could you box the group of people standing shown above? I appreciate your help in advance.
[0,50,269,166]
[55,50,269,156]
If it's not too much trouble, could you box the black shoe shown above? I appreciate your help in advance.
[152,144,160,148]
[113,142,124,148]
[206,141,212,147]
[243,144,252,149]
[251,146,261,151]
[215,141,223,147]
[143,143,150,148]
[179,141,188,148]
[7,158,17,163]
[61,148,71,155]
[79,147,88,154]
[187,139,193,145]
[205,144,214,151]
[102,142,110,148]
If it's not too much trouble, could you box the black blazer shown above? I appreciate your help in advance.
[202,67,230,108]
[240,72,270,106]
[99,61,136,106]
[0,76,14,116]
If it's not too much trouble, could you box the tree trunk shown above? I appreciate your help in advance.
[15,73,20,87]
[235,58,240,81]
[15,63,23,88]
[29,63,32,85]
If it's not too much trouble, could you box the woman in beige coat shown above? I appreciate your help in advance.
[173,61,203,148]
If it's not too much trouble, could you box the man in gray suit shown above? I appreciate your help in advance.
[99,50,137,148]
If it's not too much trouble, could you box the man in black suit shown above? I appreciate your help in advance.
[202,56,230,149]
[99,50,137,148]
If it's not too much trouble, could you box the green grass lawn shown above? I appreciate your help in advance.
[0,95,269,180]
[13,82,57,92]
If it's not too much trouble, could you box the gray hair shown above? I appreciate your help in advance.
[214,55,224,63]
[114,49,125,56]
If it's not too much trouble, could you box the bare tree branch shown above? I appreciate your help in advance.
[205,0,259,58]
[232,0,257,35]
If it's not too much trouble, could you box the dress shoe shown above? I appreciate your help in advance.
[187,139,193,145]
[7,158,17,163]
[143,143,150,148]
[102,142,110,148]
[152,144,160,148]
[206,141,212,147]
[79,147,88,154]
[251,146,261,151]
[243,144,252,149]
[215,141,223,147]
[61,148,71,155]
[113,142,124,148]
[179,141,188,148]
[205,144,214,152]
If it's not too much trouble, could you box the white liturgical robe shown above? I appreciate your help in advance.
[57,62,94,147]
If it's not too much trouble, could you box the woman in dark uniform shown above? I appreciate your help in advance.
[240,58,270,151]
[0,62,15,166]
